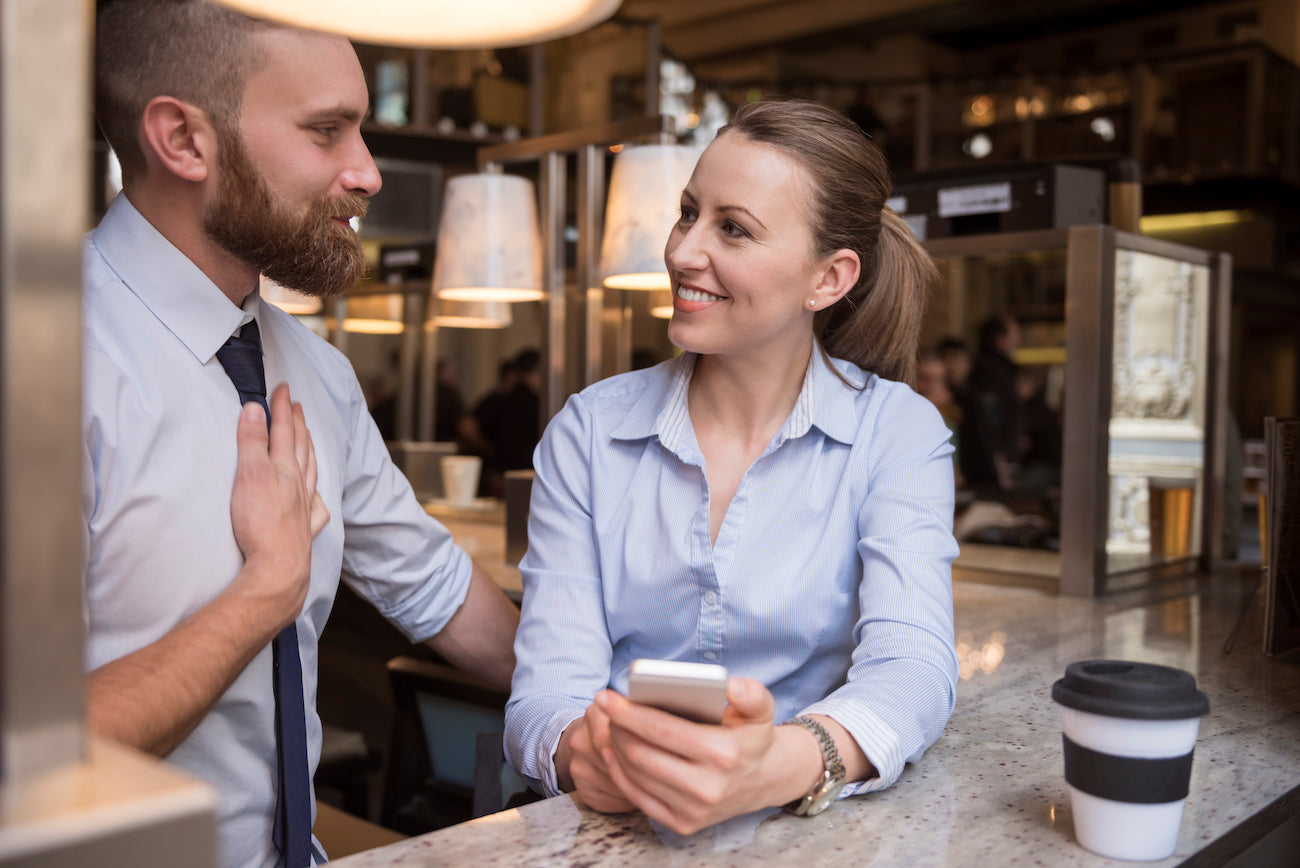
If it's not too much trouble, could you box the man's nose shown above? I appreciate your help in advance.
[341,134,382,197]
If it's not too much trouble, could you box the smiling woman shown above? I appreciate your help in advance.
[506,98,958,837]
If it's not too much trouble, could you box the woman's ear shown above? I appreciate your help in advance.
[139,96,216,184]
[811,249,860,309]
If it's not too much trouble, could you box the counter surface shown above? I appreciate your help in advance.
[424,502,522,599]
[336,565,1300,867]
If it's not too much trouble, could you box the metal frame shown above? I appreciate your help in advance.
[1059,226,1115,596]
[925,226,1230,596]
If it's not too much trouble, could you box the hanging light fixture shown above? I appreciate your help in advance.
[259,275,323,315]
[599,143,700,291]
[649,289,674,320]
[429,298,512,329]
[342,293,405,334]
[212,0,622,49]
[434,173,543,302]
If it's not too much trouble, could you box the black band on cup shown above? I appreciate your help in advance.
[1063,735,1194,804]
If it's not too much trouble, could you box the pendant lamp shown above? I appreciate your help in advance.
[430,298,512,329]
[599,144,701,291]
[212,0,622,49]
[260,276,323,315]
[434,173,543,303]
[649,289,674,320]
[342,294,405,334]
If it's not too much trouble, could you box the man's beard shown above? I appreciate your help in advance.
[203,132,369,298]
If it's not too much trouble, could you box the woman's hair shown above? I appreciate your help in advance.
[95,0,272,188]
[719,98,936,386]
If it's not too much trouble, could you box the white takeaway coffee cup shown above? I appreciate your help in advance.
[440,455,482,506]
[1051,660,1210,862]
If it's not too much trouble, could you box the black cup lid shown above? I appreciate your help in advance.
[1051,660,1210,720]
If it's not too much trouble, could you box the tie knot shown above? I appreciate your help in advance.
[215,320,267,404]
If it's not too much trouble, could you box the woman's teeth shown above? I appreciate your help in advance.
[677,287,718,303]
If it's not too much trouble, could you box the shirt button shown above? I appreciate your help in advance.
[704,591,717,606]
[703,650,717,661]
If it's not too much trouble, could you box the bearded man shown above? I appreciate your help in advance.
[84,2,518,866]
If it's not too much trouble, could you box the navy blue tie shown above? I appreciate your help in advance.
[216,320,312,868]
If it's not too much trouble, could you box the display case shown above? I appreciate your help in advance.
[925,226,1231,595]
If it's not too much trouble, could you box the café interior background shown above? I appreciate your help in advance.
[89,0,1300,431]
[6,0,1300,864]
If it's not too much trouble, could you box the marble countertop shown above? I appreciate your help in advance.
[333,566,1300,867]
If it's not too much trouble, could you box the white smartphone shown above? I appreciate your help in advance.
[626,658,729,724]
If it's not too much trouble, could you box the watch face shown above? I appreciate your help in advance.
[806,779,846,816]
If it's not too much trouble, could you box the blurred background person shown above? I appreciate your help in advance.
[960,315,1022,492]
[475,349,541,496]
[917,348,964,488]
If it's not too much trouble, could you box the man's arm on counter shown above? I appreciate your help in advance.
[424,563,519,692]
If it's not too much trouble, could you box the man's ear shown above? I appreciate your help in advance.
[139,96,216,184]
[812,249,861,308]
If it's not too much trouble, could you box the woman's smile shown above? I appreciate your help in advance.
[674,283,726,312]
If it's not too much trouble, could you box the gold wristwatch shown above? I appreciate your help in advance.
[783,715,846,817]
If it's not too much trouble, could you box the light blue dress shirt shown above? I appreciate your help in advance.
[82,194,472,868]
[505,350,960,801]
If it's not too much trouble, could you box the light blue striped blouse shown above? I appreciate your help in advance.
[505,350,959,801]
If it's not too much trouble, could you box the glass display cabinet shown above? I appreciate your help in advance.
[924,226,1231,595]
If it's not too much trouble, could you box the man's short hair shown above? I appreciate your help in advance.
[95,0,272,187]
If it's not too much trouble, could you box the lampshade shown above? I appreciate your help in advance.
[649,289,674,320]
[434,174,544,302]
[212,0,622,49]
[600,144,701,291]
[342,293,405,334]
[429,298,512,329]
[260,275,323,315]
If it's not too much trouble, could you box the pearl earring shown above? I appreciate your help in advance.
[808,299,816,308]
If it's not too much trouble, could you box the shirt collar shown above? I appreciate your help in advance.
[611,346,864,451]
[779,346,863,447]
[91,193,256,363]
[611,353,696,450]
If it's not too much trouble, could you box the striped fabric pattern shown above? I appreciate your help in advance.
[505,349,959,801]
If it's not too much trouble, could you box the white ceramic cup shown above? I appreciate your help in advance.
[1060,707,1200,861]
[440,455,482,506]
[1052,660,1209,862]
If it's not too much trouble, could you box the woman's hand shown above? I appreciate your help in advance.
[595,677,815,835]
[557,704,637,814]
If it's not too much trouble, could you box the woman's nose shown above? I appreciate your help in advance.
[665,223,706,273]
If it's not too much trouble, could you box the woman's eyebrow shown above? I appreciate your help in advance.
[717,204,766,231]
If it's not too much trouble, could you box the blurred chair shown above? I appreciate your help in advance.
[381,656,535,834]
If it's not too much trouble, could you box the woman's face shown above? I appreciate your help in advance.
[664,133,824,361]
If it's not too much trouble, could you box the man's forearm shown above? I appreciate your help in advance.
[87,566,290,756]
[424,564,519,692]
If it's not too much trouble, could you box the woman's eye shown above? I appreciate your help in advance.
[722,220,748,238]
[677,205,697,224]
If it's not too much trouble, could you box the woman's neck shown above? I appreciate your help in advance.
[688,337,814,449]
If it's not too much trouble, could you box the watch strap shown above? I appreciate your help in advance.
[784,715,846,815]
